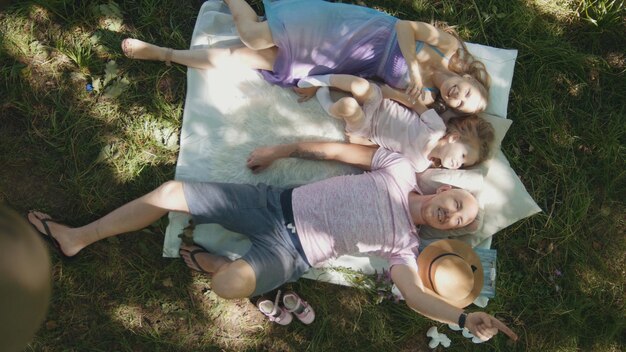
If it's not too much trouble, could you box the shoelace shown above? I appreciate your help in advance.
[268,290,283,319]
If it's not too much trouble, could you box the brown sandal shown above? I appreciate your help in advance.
[27,211,74,259]
[179,245,212,275]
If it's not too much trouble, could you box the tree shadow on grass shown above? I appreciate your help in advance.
[3,0,624,351]
[0,2,409,350]
[0,2,229,351]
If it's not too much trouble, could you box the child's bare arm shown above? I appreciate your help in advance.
[380,84,428,114]
[247,142,377,173]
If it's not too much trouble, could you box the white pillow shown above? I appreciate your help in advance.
[416,168,484,195]
[465,42,518,119]
[417,115,540,246]
[460,149,541,245]
[478,112,513,148]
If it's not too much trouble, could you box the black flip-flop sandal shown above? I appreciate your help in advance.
[179,246,212,275]
[29,213,73,259]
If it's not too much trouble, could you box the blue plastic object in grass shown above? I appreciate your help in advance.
[474,247,497,298]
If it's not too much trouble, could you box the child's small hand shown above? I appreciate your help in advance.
[293,86,319,103]
[247,147,278,174]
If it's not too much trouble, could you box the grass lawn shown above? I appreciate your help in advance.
[1,0,624,351]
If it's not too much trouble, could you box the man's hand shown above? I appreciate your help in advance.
[247,146,280,174]
[465,312,518,342]
[293,86,319,103]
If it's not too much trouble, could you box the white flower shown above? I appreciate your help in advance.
[427,326,451,348]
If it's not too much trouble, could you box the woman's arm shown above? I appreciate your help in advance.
[396,20,457,48]
[395,20,458,98]
[247,142,377,173]
[390,264,518,342]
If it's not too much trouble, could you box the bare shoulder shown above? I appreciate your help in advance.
[401,20,459,49]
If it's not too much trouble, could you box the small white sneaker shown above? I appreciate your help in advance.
[283,291,315,324]
[257,290,293,325]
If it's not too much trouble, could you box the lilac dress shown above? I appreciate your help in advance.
[261,0,410,88]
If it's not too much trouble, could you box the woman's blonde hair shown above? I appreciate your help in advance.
[435,22,491,88]
[433,22,491,113]
[447,115,495,164]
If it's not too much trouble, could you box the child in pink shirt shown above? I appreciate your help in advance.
[296,74,494,172]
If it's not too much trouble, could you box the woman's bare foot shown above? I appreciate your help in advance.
[27,211,81,258]
[121,38,173,65]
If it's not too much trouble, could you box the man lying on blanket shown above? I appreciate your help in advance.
[27,142,517,342]
[247,142,517,340]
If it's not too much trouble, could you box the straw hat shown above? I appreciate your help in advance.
[417,239,483,308]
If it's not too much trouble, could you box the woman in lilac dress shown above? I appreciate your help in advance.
[122,0,490,114]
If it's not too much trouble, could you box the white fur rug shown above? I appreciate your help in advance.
[163,1,390,285]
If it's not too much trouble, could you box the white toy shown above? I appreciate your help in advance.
[448,323,486,344]
[427,326,451,348]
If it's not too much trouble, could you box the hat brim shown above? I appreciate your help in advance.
[417,239,483,308]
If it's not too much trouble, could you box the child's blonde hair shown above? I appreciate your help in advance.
[447,115,495,164]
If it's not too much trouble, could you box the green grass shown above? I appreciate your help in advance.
[1,0,625,351]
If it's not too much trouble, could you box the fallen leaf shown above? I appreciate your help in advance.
[103,60,119,87]
[45,320,58,330]
[103,76,129,99]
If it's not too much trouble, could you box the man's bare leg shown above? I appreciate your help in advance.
[27,181,189,257]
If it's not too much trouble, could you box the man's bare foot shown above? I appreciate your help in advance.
[179,244,230,275]
[27,211,79,258]
[121,38,173,65]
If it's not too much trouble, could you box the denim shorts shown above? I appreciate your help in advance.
[182,182,311,296]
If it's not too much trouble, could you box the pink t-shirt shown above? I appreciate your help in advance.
[352,85,447,172]
[292,148,421,270]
